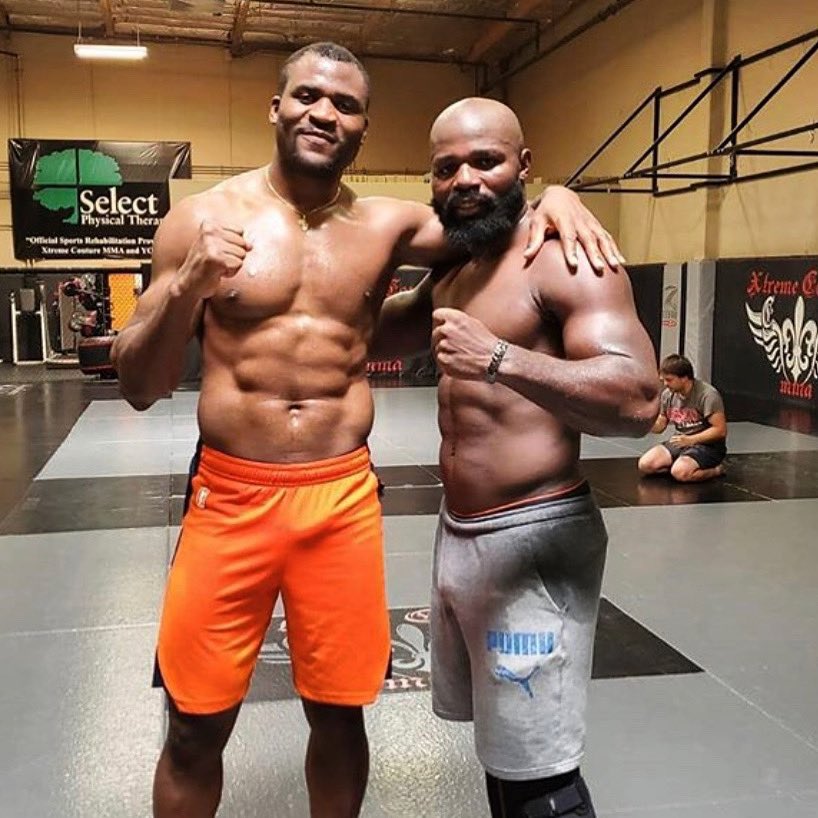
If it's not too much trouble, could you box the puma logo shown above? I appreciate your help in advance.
[494,664,541,699]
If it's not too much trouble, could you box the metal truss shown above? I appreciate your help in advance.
[566,28,818,196]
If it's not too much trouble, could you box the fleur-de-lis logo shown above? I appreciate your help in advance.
[392,621,430,673]
[746,296,818,384]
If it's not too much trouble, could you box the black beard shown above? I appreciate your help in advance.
[432,181,526,256]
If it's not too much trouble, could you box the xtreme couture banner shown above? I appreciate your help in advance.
[713,257,818,406]
[9,139,191,261]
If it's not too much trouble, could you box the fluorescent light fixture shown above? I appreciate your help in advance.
[74,43,148,60]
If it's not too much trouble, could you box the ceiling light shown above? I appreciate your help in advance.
[74,43,149,60]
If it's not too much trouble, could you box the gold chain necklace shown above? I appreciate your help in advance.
[264,167,342,232]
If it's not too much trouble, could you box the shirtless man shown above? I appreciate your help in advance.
[372,98,659,818]
[112,42,623,818]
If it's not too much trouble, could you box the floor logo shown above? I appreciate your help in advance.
[250,607,432,703]
[33,148,123,225]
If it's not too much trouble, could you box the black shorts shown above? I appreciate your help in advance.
[663,440,726,469]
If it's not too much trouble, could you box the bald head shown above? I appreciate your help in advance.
[430,97,525,154]
[429,98,531,256]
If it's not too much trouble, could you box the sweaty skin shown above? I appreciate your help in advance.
[126,174,437,463]
[111,53,632,817]
[376,98,659,514]
[433,233,655,514]
[112,58,620,467]
[113,55,456,462]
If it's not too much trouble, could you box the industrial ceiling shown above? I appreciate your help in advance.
[1,0,603,72]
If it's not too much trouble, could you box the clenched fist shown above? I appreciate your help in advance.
[432,307,502,381]
[175,220,251,300]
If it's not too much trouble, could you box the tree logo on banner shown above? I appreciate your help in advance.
[746,294,818,401]
[33,148,123,224]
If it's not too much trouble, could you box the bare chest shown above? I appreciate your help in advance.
[434,259,556,349]
[208,212,395,325]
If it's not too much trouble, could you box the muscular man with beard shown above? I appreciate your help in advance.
[373,98,659,818]
[112,43,621,818]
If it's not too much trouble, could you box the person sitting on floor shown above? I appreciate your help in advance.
[638,353,727,482]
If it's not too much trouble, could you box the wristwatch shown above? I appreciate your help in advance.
[485,339,509,383]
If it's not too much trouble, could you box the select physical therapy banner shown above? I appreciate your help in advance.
[8,139,191,261]
[712,257,818,406]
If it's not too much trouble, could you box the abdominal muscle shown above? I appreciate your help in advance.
[194,311,375,464]
[438,377,582,516]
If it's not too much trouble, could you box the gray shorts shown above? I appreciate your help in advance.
[431,487,608,780]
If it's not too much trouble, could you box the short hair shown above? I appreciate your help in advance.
[660,354,694,379]
[277,42,370,107]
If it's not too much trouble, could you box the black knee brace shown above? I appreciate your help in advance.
[486,770,596,818]
[519,775,595,818]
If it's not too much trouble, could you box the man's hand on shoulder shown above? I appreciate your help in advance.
[534,239,624,303]
[526,185,624,271]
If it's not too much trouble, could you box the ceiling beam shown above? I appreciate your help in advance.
[468,0,545,63]
[4,22,483,65]
[255,0,539,27]
[98,0,115,37]
[358,0,393,53]
[230,0,251,56]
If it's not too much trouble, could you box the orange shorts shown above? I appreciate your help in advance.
[155,444,390,714]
